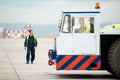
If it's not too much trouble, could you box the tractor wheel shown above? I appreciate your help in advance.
[108,39,120,77]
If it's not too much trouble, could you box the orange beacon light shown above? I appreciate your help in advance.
[95,2,100,9]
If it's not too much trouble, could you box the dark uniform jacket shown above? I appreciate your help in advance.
[24,35,37,48]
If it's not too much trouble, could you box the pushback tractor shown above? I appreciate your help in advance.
[48,9,120,78]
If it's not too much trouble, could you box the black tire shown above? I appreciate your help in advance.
[108,39,120,78]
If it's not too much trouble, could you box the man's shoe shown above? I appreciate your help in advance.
[31,61,33,64]
[26,62,29,64]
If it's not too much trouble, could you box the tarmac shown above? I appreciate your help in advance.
[0,38,119,80]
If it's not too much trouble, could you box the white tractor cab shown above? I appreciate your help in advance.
[48,10,120,78]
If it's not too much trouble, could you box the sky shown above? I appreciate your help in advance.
[0,0,120,25]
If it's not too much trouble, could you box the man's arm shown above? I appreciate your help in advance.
[34,38,37,47]
[24,37,27,48]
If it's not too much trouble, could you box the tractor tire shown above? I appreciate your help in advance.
[108,39,120,77]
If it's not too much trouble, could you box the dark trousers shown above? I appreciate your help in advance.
[26,48,35,62]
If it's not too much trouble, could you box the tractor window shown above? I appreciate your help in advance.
[74,17,94,33]
[62,15,71,33]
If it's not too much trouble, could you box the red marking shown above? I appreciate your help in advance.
[17,30,19,33]
[57,56,72,70]
[65,55,85,70]
[8,31,10,33]
[48,60,54,66]
[15,33,17,36]
[78,55,97,70]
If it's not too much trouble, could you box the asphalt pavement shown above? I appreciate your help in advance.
[0,38,119,80]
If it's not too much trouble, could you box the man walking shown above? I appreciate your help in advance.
[24,30,37,64]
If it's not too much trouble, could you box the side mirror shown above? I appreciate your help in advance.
[58,23,61,28]
[58,19,61,28]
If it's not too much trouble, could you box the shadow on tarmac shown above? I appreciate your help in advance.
[49,74,119,79]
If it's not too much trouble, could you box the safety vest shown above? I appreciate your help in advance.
[26,35,37,47]
[100,24,120,32]
[84,24,90,33]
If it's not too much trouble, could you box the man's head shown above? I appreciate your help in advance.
[79,17,84,25]
[29,30,33,36]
